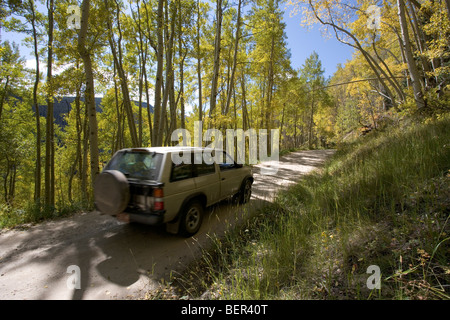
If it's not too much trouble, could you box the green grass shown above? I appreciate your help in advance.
[174,115,450,300]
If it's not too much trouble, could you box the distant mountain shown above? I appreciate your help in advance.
[34,96,153,129]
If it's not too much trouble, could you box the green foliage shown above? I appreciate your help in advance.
[0,92,35,206]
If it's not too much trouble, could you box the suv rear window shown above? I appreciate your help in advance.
[105,151,163,180]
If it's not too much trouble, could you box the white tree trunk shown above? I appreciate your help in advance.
[397,0,425,109]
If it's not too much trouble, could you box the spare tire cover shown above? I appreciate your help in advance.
[94,170,130,215]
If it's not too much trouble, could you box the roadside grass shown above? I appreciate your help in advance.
[174,116,450,300]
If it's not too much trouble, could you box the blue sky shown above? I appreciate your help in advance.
[282,8,354,78]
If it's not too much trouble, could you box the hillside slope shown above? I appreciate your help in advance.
[176,116,450,300]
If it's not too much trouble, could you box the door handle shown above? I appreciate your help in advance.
[221,178,226,181]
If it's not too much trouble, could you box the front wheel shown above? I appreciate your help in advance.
[239,179,252,204]
[179,200,203,237]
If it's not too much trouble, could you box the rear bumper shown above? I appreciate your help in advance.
[117,210,166,225]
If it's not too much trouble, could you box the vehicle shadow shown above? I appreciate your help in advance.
[91,195,272,298]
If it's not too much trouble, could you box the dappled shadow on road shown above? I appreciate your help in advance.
[252,149,336,200]
[91,196,272,296]
[0,199,271,299]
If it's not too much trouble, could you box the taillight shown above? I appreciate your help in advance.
[154,187,164,211]
[154,188,163,198]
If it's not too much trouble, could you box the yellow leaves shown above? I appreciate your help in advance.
[202,113,234,131]
[417,248,431,267]
[257,56,269,64]
[346,77,369,95]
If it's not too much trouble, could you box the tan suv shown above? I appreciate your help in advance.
[94,147,253,236]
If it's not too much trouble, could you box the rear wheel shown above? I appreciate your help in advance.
[179,200,203,237]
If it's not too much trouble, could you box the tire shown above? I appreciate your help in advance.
[239,179,252,204]
[94,170,130,215]
[179,200,203,237]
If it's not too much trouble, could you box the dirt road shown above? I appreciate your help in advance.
[0,149,335,300]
